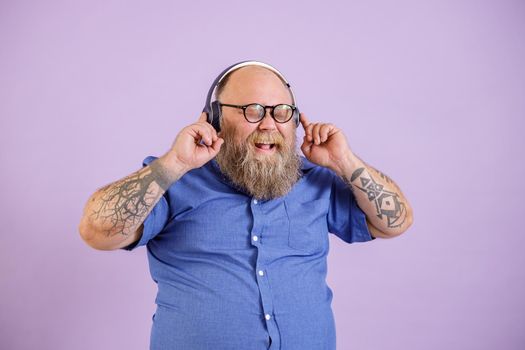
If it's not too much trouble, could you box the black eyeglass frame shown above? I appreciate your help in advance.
[220,102,297,124]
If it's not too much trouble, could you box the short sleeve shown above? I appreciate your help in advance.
[122,156,170,251]
[327,173,374,244]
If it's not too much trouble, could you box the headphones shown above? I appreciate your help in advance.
[202,60,300,132]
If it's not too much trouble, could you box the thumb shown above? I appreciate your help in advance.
[210,137,224,154]
[198,112,208,123]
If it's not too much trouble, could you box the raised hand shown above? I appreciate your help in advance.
[160,112,224,174]
[300,113,353,175]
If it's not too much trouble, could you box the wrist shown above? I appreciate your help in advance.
[151,155,188,191]
[334,150,364,178]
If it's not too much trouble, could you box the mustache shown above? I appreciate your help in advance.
[248,131,285,147]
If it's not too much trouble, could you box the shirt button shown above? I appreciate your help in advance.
[258,270,264,276]
[265,314,271,320]
[253,199,258,204]
[252,235,258,242]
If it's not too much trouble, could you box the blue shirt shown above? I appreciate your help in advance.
[127,155,373,350]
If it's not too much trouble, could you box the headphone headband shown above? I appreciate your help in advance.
[202,60,299,132]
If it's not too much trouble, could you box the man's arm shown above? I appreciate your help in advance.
[78,157,186,250]
[299,113,413,238]
[338,155,413,238]
[78,113,224,251]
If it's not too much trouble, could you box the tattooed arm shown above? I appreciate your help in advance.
[299,113,413,238]
[79,112,224,250]
[78,157,186,250]
[339,155,413,238]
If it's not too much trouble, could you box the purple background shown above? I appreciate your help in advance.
[1,0,524,349]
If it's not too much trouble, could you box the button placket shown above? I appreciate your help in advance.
[250,198,275,334]
[250,198,279,339]
[250,197,262,246]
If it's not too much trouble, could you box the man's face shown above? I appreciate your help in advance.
[214,66,301,200]
[218,66,297,154]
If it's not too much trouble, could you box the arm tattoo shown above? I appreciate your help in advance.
[90,160,173,237]
[341,175,355,194]
[149,160,174,191]
[367,165,401,191]
[345,167,407,228]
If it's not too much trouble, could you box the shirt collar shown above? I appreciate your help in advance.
[299,156,317,171]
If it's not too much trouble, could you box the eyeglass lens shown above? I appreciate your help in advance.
[244,104,293,123]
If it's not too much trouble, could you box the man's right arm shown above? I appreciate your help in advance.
[78,157,186,250]
[78,112,224,251]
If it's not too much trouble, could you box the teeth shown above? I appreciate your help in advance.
[255,143,274,150]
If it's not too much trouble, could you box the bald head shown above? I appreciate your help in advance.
[215,66,293,105]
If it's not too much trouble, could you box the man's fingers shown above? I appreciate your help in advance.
[299,113,310,130]
[201,121,217,141]
[304,121,314,142]
[320,124,333,143]
[195,112,218,141]
[312,123,322,144]
[210,137,224,153]
[192,125,214,146]
[198,112,208,122]
[305,122,335,144]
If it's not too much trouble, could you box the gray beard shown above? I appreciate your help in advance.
[215,126,302,200]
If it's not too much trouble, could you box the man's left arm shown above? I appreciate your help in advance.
[337,154,413,238]
[299,113,414,238]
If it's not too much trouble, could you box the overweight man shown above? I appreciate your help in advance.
[79,62,414,350]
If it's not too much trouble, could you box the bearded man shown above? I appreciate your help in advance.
[79,61,413,350]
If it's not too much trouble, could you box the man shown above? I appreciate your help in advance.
[79,62,413,349]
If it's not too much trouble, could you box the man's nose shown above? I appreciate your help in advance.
[257,109,277,130]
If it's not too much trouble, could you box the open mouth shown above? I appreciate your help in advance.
[255,143,276,150]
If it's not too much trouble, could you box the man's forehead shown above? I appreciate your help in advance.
[219,66,292,103]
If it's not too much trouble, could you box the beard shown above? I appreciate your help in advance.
[215,124,302,200]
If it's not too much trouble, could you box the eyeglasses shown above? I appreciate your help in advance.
[220,103,296,123]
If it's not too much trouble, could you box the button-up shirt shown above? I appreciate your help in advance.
[126,155,373,350]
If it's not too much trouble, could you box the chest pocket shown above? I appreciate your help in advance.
[285,198,329,254]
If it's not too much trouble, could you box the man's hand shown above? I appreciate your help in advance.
[299,113,354,176]
[160,112,224,174]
